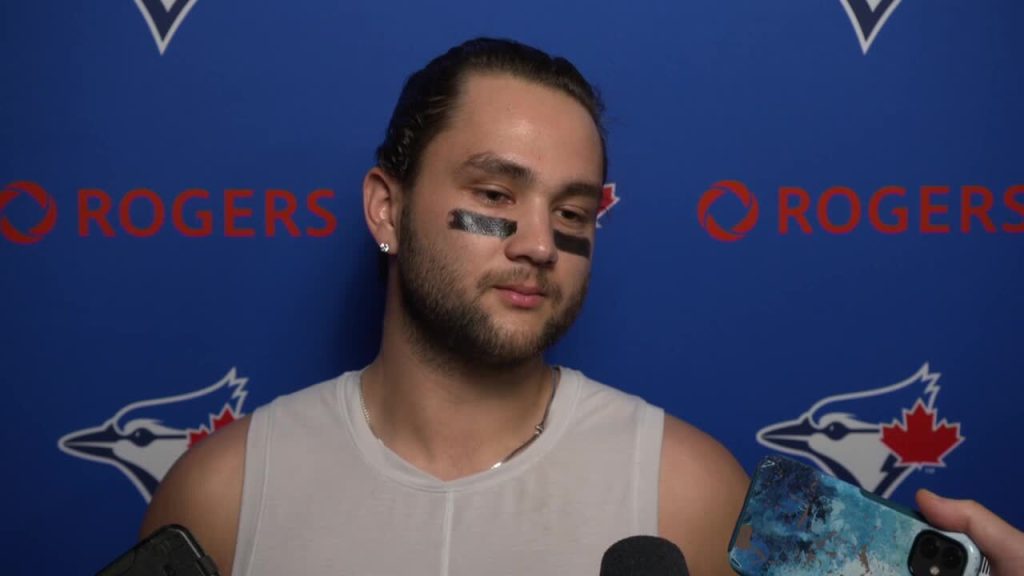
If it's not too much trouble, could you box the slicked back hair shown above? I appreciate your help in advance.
[375,37,607,188]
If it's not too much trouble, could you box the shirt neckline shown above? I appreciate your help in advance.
[339,366,581,493]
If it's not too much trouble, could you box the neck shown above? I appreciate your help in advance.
[362,292,556,481]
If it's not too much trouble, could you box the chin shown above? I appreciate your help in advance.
[480,323,563,363]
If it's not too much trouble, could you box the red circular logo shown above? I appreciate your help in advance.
[0,181,58,244]
[697,180,759,242]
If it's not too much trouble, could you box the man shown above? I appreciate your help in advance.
[141,38,749,575]
[140,38,1024,576]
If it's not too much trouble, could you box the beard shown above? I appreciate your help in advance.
[396,205,588,369]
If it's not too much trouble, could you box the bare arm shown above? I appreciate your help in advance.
[139,416,249,576]
[659,414,749,576]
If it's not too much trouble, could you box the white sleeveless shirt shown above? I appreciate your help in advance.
[231,368,664,576]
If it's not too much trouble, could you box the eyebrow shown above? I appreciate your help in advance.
[459,153,535,186]
[555,181,604,204]
[459,152,604,203]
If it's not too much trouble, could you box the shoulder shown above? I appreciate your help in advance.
[658,413,749,576]
[140,414,251,576]
[564,367,647,412]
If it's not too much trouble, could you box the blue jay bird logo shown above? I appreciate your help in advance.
[839,0,903,54]
[597,183,620,228]
[757,363,964,498]
[58,368,248,502]
[133,0,200,54]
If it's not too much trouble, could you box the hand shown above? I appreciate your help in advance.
[917,489,1024,576]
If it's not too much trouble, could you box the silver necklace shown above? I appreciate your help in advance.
[359,369,558,471]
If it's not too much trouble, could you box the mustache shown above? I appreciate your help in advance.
[477,267,563,303]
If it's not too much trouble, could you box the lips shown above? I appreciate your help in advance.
[494,284,545,296]
[493,284,547,308]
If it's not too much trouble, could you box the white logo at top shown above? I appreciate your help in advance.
[134,0,200,55]
[840,0,903,54]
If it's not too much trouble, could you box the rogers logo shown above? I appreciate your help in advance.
[698,180,1024,241]
[0,181,57,244]
[697,180,760,242]
[0,182,341,243]
[76,188,336,238]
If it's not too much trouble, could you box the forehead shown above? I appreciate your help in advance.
[420,73,604,187]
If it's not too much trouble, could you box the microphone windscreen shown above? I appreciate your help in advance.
[599,535,689,576]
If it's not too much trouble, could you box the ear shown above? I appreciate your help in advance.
[363,166,404,253]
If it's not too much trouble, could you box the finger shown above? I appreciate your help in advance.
[916,489,1024,563]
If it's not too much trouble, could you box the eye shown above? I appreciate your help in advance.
[129,428,156,447]
[475,188,512,205]
[823,422,849,440]
[556,207,591,227]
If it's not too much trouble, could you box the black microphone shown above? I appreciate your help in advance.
[599,535,690,576]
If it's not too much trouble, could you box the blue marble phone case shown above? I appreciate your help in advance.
[728,456,982,576]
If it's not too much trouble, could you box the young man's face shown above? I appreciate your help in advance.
[396,72,604,366]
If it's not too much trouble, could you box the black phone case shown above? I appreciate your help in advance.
[96,524,220,576]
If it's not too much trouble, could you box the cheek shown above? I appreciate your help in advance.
[561,258,592,290]
[436,222,505,277]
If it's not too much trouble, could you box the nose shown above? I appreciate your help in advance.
[504,209,557,267]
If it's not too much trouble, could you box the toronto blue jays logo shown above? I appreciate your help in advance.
[58,368,248,502]
[757,363,964,498]
[839,0,903,54]
[597,183,620,228]
[134,0,200,54]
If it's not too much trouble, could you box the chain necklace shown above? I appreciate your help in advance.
[359,369,558,471]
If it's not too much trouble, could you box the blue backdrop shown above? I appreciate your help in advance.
[2,1,1021,573]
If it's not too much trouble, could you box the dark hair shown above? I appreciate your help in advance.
[376,37,607,187]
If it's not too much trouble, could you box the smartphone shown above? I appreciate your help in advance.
[728,455,985,576]
[96,524,220,576]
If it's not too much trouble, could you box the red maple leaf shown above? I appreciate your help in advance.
[597,183,620,225]
[880,400,962,465]
[187,404,239,447]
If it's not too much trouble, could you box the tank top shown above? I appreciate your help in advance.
[232,367,664,576]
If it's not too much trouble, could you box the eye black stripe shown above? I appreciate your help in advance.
[448,209,517,238]
[554,231,591,258]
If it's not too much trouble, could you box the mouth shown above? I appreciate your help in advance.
[494,284,546,296]
[493,284,547,308]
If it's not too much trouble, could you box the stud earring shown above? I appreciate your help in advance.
[379,242,391,254]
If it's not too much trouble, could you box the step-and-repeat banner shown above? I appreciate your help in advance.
[2,1,1021,572]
